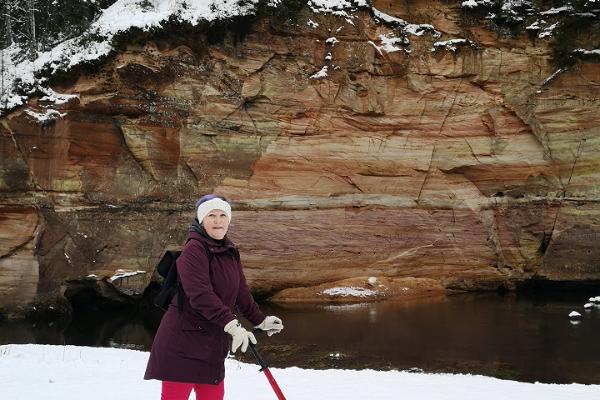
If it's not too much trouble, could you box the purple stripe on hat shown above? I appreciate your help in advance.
[195,194,229,209]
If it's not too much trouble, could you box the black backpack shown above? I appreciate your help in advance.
[153,238,213,312]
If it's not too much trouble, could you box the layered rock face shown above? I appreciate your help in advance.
[1,1,599,315]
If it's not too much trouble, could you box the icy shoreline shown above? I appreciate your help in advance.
[0,344,598,399]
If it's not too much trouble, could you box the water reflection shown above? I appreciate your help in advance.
[253,293,600,384]
[1,292,599,384]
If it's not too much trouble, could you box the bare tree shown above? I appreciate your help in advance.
[1,47,4,107]
[0,1,13,110]
[1,0,32,53]
[26,0,36,60]
[3,1,14,47]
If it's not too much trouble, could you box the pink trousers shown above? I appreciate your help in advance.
[161,380,224,400]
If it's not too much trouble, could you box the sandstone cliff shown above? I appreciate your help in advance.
[1,0,599,316]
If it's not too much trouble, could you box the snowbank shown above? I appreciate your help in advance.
[1,344,598,400]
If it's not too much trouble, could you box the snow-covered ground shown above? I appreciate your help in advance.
[1,344,599,399]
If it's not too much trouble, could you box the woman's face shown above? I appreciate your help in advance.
[202,209,230,240]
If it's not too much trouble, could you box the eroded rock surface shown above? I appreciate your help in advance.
[1,1,599,315]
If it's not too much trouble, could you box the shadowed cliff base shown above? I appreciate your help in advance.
[516,278,600,295]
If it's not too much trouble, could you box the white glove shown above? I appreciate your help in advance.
[224,319,257,353]
[255,315,284,336]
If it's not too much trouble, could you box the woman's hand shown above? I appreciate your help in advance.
[255,316,284,336]
[224,319,257,353]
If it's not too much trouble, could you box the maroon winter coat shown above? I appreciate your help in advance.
[144,230,265,384]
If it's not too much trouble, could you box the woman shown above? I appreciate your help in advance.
[145,194,283,400]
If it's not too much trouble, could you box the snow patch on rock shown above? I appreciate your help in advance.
[109,269,146,282]
[322,286,378,297]
[310,66,329,79]
[431,38,475,52]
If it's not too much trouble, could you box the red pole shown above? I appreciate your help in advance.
[262,367,286,400]
[248,339,287,400]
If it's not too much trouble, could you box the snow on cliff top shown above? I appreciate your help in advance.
[0,0,438,116]
[1,0,252,114]
[2,0,596,115]
[94,0,257,35]
[1,344,599,400]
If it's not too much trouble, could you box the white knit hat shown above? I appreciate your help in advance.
[196,197,232,223]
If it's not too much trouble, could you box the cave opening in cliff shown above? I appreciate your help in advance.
[63,280,136,313]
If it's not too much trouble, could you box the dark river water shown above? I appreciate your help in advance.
[1,292,599,384]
